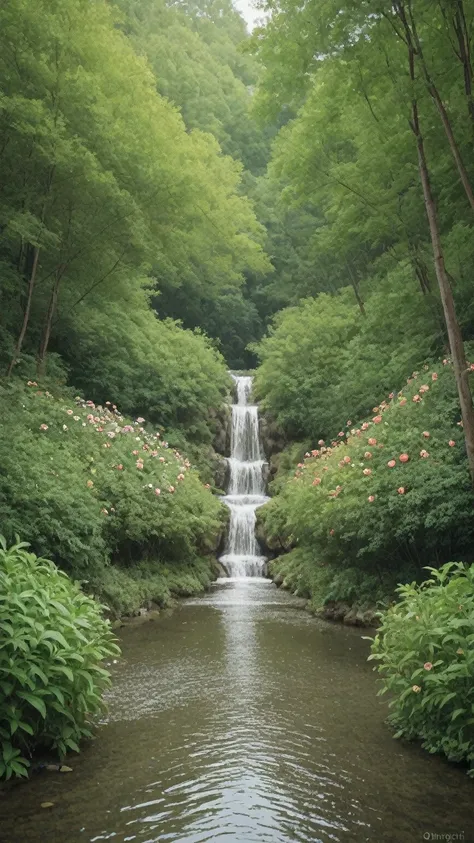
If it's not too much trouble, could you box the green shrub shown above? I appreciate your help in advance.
[369,563,474,775]
[0,379,226,579]
[254,272,439,443]
[0,539,120,780]
[259,360,474,606]
[90,557,218,618]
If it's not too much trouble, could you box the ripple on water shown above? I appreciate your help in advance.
[1,579,473,843]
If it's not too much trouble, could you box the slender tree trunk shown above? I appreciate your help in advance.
[447,0,474,127]
[346,262,366,315]
[396,2,474,484]
[415,125,474,482]
[6,246,40,377]
[37,271,62,376]
[405,1,474,211]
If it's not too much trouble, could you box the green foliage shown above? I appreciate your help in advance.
[259,360,474,604]
[255,275,440,442]
[370,563,474,775]
[0,0,269,382]
[95,557,219,619]
[0,380,226,579]
[0,538,120,780]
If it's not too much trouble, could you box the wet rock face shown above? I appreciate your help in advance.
[313,601,378,627]
[211,403,232,457]
[212,453,229,491]
[258,413,286,460]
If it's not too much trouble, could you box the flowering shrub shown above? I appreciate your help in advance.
[0,538,119,779]
[0,381,226,581]
[260,360,474,604]
[369,563,474,775]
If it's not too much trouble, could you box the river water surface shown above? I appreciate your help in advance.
[2,579,473,843]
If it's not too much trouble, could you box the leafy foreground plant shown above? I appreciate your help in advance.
[0,539,120,780]
[369,563,474,776]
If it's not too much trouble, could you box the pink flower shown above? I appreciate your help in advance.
[413,394,421,403]
[399,453,409,463]
[389,392,394,399]
[363,468,372,476]
[373,415,382,424]
[443,358,449,365]
[387,460,396,468]
[368,495,375,503]
[66,409,73,416]
[419,384,429,394]
[159,456,165,462]
[312,477,322,486]
[329,529,335,536]
[155,488,161,496]
[132,449,139,456]
[323,466,329,471]
[364,451,372,459]
[116,464,123,470]
[318,439,325,446]
[361,422,369,431]
[343,455,351,464]
[105,401,111,405]
[137,417,145,424]
[168,485,175,493]
[311,449,319,457]
[398,487,405,494]
[86,480,94,488]
[136,460,144,470]
[399,398,407,406]
[40,424,48,431]
[305,452,311,458]
[449,440,456,447]
[432,373,438,381]
[177,473,185,480]
[368,437,377,446]
[338,431,344,437]
[424,662,433,671]
[420,450,429,458]
[346,420,352,426]
[422,431,430,438]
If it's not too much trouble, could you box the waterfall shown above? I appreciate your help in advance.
[219,375,268,578]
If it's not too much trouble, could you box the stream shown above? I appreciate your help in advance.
[2,376,473,842]
[1,579,473,842]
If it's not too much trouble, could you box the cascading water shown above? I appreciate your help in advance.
[219,375,268,578]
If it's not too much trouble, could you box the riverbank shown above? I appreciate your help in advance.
[92,556,225,623]
[267,556,381,627]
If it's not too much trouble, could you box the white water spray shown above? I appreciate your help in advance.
[220,375,268,577]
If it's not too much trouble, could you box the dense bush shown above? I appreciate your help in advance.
[254,273,440,442]
[260,360,474,606]
[370,563,474,775]
[55,306,232,447]
[0,380,226,580]
[0,539,119,780]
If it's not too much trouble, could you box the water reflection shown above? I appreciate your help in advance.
[1,579,473,843]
